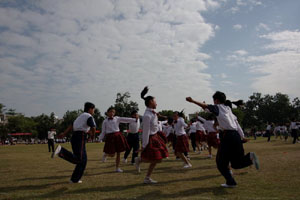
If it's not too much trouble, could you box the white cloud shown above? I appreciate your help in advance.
[235,30,300,97]
[233,24,243,30]
[256,23,270,32]
[0,0,219,116]
[229,0,262,14]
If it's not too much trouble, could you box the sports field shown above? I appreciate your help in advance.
[1,138,300,200]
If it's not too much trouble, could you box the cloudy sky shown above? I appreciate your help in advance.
[0,0,299,117]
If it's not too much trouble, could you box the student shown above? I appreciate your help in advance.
[47,128,56,152]
[52,102,96,183]
[198,115,219,158]
[195,119,206,153]
[123,110,140,164]
[186,92,260,188]
[290,119,299,144]
[173,111,192,168]
[266,122,272,142]
[165,118,175,150]
[188,119,197,152]
[135,87,168,184]
[99,107,138,172]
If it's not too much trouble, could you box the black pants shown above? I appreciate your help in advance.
[292,129,298,144]
[59,131,87,183]
[266,130,271,142]
[216,130,253,185]
[124,133,140,163]
[190,132,196,151]
[48,139,54,152]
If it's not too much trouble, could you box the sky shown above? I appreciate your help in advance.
[0,0,300,117]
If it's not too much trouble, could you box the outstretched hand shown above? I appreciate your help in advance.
[186,97,193,103]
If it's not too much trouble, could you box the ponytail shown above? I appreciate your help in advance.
[141,86,154,107]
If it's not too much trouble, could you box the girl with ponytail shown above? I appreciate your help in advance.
[135,87,168,184]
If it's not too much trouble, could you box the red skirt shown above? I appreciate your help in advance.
[195,130,206,142]
[141,133,169,161]
[207,132,220,148]
[175,134,190,153]
[157,131,167,144]
[103,132,129,154]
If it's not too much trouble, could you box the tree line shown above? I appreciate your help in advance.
[1,92,299,140]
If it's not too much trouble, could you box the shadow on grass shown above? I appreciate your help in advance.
[101,186,228,200]
[0,181,67,193]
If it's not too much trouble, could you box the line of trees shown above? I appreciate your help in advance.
[1,92,300,140]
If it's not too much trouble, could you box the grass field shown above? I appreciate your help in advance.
[1,137,300,200]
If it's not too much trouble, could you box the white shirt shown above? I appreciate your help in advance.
[142,107,159,148]
[188,122,197,135]
[280,126,287,133]
[128,118,140,133]
[73,112,95,133]
[158,120,167,132]
[195,121,206,132]
[100,116,136,140]
[174,117,188,136]
[266,125,272,131]
[198,116,217,133]
[273,126,281,133]
[211,104,238,131]
[234,116,244,139]
[47,131,56,139]
[290,122,298,130]
[165,125,174,137]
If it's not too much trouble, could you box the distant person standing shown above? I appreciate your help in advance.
[52,102,96,183]
[266,122,272,142]
[290,119,299,144]
[47,128,56,152]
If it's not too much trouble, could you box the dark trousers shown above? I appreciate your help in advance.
[48,139,54,152]
[190,132,196,151]
[266,130,271,142]
[58,131,87,183]
[124,133,140,163]
[292,129,298,144]
[216,130,253,185]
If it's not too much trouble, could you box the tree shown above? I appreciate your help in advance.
[0,103,6,114]
[93,108,105,130]
[6,115,37,137]
[113,92,139,131]
[32,113,57,139]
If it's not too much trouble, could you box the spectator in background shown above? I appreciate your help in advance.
[48,128,56,152]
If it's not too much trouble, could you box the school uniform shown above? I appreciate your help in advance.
[198,116,219,148]
[47,130,56,152]
[195,121,206,143]
[290,122,298,144]
[207,104,253,186]
[99,116,136,154]
[174,117,190,153]
[266,124,272,142]
[141,108,168,161]
[157,121,168,144]
[124,118,140,164]
[273,126,281,138]
[58,112,96,183]
[165,124,174,144]
[188,122,197,151]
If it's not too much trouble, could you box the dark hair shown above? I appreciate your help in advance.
[225,100,244,109]
[107,107,115,113]
[141,86,154,107]
[212,91,226,103]
[131,110,138,116]
[174,110,185,118]
[167,117,173,124]
[84,102,95,112]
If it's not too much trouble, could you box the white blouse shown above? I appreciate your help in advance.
[142,108,159,148]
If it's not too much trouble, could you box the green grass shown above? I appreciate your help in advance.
[1,137,300,200]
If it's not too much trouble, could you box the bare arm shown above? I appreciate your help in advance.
[186,97,208,110]
[58,125,72,138]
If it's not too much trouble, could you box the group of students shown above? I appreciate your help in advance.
[51,87,260,188]
[265,121,300,143]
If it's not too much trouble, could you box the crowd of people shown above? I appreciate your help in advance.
[50,88,266,188]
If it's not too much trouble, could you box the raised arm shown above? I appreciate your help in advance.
[186,97,208,110]
[118,116,137,124]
